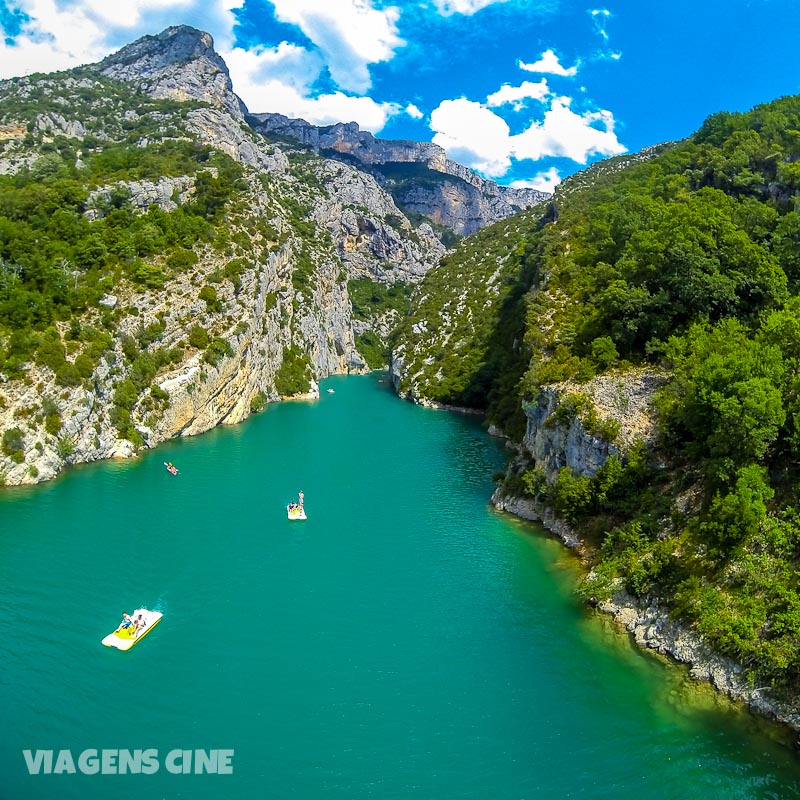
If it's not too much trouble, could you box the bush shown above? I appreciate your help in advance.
[45,413,62,435]
[199,285,222,312]
[203,338,233,366]
[55,363,81,387]
[250,391,267,413]
[2,427,24,458]
[56,436,74,458]
[189,325,210,349]
[74,352,95,379]
[166,248,198,272]
[274,346,311,396]
[548,467,595,523]
[150,385,169,402]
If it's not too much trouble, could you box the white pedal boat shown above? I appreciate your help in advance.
[102,608,163,650]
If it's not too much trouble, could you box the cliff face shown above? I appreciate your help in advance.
[0,25,458,485]
[97,26,248,122]
[521,387,622,482]
[251,113,550,235]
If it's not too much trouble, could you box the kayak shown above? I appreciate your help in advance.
[164,462,178,475]
[102,608,163,651]
[287,505,307,521]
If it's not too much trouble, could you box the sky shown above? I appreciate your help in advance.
[0,1,799,191]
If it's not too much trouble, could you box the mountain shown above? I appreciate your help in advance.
[0,24,550,487]
[391,91,800,712]
[250,113,549,235]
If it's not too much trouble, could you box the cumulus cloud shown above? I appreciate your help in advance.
[429,93,625,177]
[405,103,424,119]
[486,78,549,111]
[512,96,625,163]
[431,0,511,15]
[268,0,404,94]
[430,98,512,176]
[0,0,240,78]
[224,41,401,130]
[519,49,579,77]
[0,0,408,133]
[510,167,561,193]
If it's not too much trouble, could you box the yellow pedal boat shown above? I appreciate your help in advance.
[102,608,163,651]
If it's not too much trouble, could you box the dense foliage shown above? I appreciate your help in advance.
[398,93,800,692]
[0,70,245,380]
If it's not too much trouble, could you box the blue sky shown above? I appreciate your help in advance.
[0,1,799,191]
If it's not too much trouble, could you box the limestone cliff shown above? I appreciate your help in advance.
[0,25,453,485]
[97,26,248,122]
[251,113,550,235]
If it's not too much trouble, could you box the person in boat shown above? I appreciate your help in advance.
[298,491,304,507]
[133,613,146,637]
[115,613,133,633]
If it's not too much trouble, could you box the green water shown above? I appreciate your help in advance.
[2,373,800,800]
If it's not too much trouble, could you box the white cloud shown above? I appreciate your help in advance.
[510,167,561,193]
[486,78,549,110]
[519,49,579,77]
[430,98,511,177]
[428,89,625,179]
[223,41,323,94]
[431,0,510,15]
[405,103,423,119]
[223,38,402,131]
[267,0,404,94]
[590,7,611,40]
[0,1,406,133]
[0,0,242,78]
[512,96,625,163]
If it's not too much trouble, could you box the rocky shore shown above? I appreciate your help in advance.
[492,486,800,738]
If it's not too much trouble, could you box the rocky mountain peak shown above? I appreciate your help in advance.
[96,25,247,121]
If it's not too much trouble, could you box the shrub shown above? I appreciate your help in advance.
[199,285,222,312]
[274,346,311,396]
[55,363,82,387]
[166,248,198,272]
[2,427,24,458]
[150,385,169,402]
[189,325,210,349]
[250,391,267,413]
[203,338,233,366]
[548,467,595,523]
[45,413,62,435]
[74,353,95,379]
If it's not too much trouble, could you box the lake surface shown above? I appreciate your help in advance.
[2,372,800,799]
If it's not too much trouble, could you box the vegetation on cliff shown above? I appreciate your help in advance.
[395,93,800,692]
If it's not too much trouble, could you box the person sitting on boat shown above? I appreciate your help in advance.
[133,613,146,637]
[115,613,133,633]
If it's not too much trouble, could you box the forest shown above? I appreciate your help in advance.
[395,94,800,692]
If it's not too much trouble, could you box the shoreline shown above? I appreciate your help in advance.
[491,488,800,741]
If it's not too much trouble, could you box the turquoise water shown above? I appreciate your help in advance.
[2,373,800,799]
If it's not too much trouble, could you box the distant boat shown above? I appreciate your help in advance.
[327,388,335,394]
[287,504,307,521]
[164,462,178,475]
[102,609,163,651]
